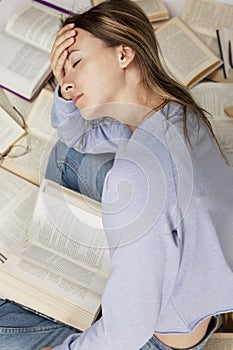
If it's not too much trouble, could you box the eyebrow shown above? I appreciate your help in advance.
[67,49,80,60]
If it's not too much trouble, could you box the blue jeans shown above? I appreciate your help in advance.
[45,139,115,202]
[0,141,219,349]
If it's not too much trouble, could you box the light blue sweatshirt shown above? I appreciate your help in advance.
[52,87,233,350]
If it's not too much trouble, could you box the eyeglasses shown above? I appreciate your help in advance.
[0,106,31,162]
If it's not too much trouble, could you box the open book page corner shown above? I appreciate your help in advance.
[224,106,233,119]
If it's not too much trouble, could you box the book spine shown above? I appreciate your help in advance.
[0,72,53,102]
[33,0,75,15]
[216,29,227,79]
[229,41,233,69]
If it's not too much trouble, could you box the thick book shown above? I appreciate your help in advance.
[0,0,92,101]
[155,17,222,88]
[0,88,57,186]
[92,0,170,22]
[0,178,111,331]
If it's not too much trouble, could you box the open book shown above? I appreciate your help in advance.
[0,0,87,101]
[155,17,222,88]
[191,81,233,167]
[0,178,111,331]
[92,0,169,22]
[0,88,57,186]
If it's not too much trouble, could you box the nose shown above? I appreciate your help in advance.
[61,78,74,99]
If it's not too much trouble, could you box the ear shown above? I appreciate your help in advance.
[117,45,136,69]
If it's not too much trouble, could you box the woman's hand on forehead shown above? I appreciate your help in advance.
[50,24,77,99]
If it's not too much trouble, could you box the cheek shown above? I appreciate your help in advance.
[92,67,123,99]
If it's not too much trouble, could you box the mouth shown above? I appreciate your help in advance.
[72,93,84,104]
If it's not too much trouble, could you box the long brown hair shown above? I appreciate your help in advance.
[62,0,220,152]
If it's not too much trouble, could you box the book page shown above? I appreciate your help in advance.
[5,242,106,296]
[0,167,38,256]
[27,89,55,140]
[156,17,221,87]
[5,2,62,53]
[3,89,36,123]
[1,133,58,186]
[0,106,25,155]
[191,82,233,166]
[133,0,169,21]
[0,88,20,123]
[182,0,233,55]
[0,33,51,100]
[204,333,233,349]
[0,268,100,330]
[92,0,169,21]
[0,0,28,31]
[191,82,233,120]
[28,182,111,278]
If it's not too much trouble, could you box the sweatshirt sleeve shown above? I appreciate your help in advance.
[53,149,181,350]
[51,86,132,154]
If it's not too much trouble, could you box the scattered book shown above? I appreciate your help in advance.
[92,0,170,22]
[0,1,64,101]
[0,178,111,331]
[155,17,222,87]
[216,27,233,79]
[0,88,57,186]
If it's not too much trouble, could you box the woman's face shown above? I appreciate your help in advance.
[62,28,127,113]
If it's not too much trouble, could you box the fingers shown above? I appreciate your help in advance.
[50,23,77,85]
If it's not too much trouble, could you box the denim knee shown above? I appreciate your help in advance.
[45,140,115,202]
[0,300,78,350]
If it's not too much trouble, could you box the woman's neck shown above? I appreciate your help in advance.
[126,97,167,132]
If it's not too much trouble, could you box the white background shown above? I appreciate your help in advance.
[1,0,233,31]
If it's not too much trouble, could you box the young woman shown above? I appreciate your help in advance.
[1,1,233,349]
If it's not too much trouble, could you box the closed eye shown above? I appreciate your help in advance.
[73,59,81,68]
